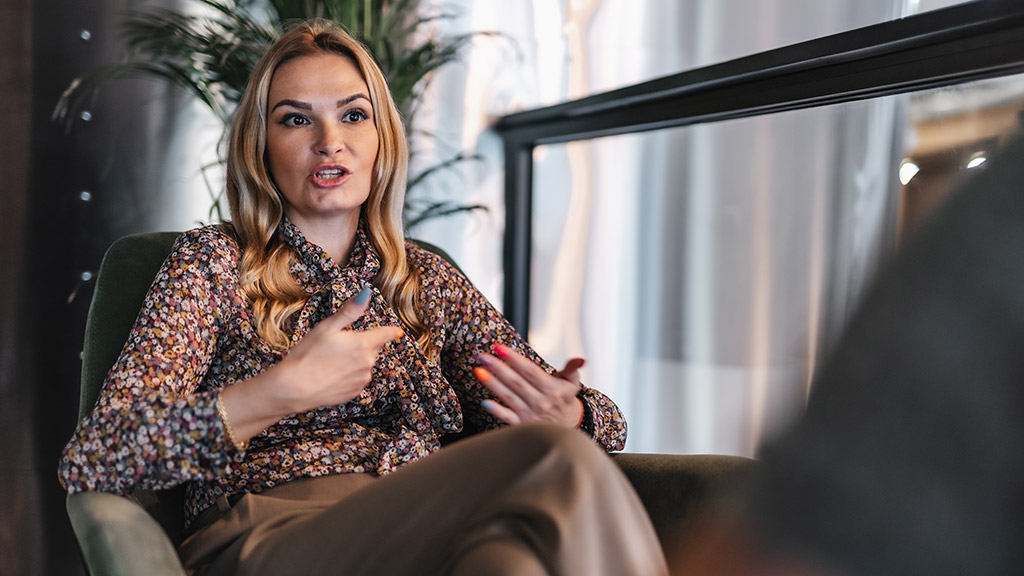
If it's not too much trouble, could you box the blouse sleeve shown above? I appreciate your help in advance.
[58,229,244,494]
[413,248,627,451]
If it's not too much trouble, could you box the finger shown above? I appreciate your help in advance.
[359,325,405,349]
[320,283,373,330]
[490,345,573,398]
[474,366,534,416]
[554,357,586,384]
[493,345,554,384]
[476,355,549,411]
[481,399,521,425]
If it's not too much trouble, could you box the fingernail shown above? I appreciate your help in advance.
[394,328,405,340]
[475,354,491,366]
[493,345,509,359]
[481,399,496,411]
[473,366,492,383]
[354,283,371,305]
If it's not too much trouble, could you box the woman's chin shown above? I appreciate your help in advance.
[287,203,363,226]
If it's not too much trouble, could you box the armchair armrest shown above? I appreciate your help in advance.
[67,492,186,576]
[611,453,756,551]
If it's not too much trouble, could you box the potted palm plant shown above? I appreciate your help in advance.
[55,0,488,227]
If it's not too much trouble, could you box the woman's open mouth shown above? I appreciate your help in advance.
[311,165,351,187]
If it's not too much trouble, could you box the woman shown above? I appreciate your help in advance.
[59,18,667,576]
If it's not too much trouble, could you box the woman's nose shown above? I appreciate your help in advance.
[315,123,345,155]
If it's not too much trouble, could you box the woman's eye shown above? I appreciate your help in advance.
[281,113,310,126]
[342,109,369,123]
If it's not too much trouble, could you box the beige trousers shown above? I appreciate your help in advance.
[178,424,668,576]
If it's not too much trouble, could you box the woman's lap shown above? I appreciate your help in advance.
[180,424,667,576]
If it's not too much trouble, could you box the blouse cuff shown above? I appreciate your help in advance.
[577,390,595,437]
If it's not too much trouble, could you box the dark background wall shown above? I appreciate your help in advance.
[1,0,38,571]
[2,1,184,574]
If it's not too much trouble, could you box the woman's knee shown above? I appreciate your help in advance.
[499,424,612,473]
[449,537,548,576]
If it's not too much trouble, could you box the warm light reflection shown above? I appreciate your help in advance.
[899,160,921,185]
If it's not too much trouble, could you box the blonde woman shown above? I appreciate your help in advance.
[59,19,667,576]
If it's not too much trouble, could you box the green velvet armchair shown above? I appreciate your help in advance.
[67,231,755,575]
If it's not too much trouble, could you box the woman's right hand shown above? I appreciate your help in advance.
[272,286,404,411]
[220,286,403,444]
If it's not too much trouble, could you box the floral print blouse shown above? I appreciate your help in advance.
[58,220,627,527]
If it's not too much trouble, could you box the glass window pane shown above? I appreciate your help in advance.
[529,72,1024,456]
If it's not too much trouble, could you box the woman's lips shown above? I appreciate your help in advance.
[311,164,351,188]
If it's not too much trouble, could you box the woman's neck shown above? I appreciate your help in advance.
[287,211,360,265]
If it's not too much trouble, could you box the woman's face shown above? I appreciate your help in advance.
[266,53,379,231]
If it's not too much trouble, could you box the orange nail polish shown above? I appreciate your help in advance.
[474,366,492,382]
[394,329,405,340]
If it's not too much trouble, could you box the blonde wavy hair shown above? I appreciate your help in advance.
[224,18,431,355]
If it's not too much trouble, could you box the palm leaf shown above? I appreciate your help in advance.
[408,151,484,191]
[405,201,488,231]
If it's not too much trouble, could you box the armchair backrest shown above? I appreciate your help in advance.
[81,232,182,418]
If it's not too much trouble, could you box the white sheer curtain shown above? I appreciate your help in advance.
[408,0,959,455]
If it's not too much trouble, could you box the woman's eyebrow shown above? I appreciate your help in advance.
[271,99,311,112]
[338,94,371,108]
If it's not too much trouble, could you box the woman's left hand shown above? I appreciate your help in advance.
[474,345,585,428]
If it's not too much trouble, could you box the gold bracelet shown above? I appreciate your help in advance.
[216,390,247,451]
